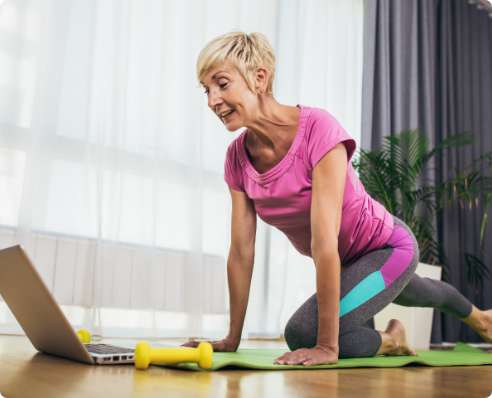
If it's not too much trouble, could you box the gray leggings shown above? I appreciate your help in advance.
[284,217,473,358]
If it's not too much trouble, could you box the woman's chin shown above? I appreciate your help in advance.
[224,122,242,132]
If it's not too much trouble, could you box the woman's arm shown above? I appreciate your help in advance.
[310,142,348,352]
[182,186,256,351]
[274,142,348,366]
[225,187,257,345]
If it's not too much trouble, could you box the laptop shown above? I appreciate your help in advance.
[0,244,135,365]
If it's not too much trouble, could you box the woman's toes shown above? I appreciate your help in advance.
[405,346,417,356]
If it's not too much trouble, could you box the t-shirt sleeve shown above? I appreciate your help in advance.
[224,141,245,192]
[306,110,357,168]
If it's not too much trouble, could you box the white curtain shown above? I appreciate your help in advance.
[0,0,363,339]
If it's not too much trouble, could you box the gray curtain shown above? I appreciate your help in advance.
[362,0,492,343]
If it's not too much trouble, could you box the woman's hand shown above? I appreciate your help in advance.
[274,345,339,366]
[181,337,239,352]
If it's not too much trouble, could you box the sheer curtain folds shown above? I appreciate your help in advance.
[0,0,363,339]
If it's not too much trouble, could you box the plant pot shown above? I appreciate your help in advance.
[373,262,442,350]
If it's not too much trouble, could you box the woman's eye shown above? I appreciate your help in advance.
[202,82,228,95]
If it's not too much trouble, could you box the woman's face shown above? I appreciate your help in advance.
[201,62,260,131]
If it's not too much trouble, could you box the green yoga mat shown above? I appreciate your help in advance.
[172,343,492,371]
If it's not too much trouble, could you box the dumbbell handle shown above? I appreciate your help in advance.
[135,341,213,370]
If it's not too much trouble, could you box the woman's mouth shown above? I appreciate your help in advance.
[221,109,235,121]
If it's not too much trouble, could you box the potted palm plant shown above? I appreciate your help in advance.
[352,130,492,349]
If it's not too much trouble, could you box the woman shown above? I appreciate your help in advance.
[184,31,492,366]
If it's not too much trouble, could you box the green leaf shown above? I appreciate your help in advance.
[464,253,490,286]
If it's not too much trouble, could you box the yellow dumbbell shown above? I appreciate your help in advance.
[134,341,213,370]
[76,328,92,344]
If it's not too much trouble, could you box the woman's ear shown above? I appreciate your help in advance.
[255,67,269,94]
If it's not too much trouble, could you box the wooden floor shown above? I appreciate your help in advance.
[1,335,492,398]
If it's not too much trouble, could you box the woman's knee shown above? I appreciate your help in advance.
[339,327,382,358]
[283,317,316,351]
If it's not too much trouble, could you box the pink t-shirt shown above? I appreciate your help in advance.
[224,105,394,264]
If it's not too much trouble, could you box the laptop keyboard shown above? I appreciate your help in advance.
[85,344,134,354]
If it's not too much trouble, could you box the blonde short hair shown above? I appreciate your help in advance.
[196,31,276,95]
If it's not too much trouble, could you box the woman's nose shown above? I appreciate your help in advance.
[207,89,223,109]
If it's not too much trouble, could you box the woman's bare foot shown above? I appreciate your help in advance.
[379,319,417,356]
[474,309,492,343]
[461,306,492,343]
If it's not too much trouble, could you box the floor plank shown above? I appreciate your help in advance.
[0,335,491,397]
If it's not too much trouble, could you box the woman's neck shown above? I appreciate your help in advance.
[243,99,300,172]
[245,98,300,152]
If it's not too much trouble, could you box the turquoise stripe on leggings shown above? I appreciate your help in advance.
[340,271,386,317]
